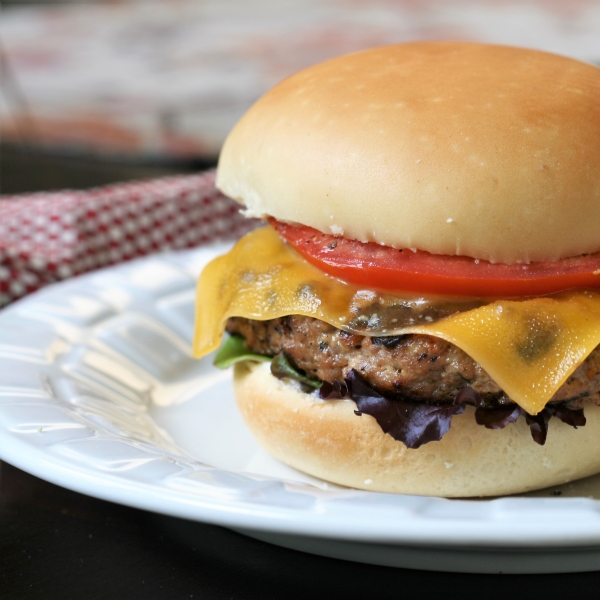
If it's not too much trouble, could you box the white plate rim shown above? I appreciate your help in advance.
[2,248,600,549]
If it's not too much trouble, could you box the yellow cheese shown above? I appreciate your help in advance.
[193,226,600,414]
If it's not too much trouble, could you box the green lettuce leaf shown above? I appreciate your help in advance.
[213,335,271,369]
[214,336,321,390]
[270,352,321,389]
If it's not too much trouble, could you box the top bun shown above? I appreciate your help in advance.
[217,42,600,264]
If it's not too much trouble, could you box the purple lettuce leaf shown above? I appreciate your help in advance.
[546,404,586,428]
[476,405,523,430]
[525,404,586,445]
[454,388,523,430]
[320,369,465,449]
[319,370,587,448]
[525,410,552,445]
[319,379,350,400]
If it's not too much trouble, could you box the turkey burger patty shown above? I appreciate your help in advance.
[226,315,600,410]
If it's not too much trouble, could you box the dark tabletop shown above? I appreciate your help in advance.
[4,459,600,600]
[4,148,600,600]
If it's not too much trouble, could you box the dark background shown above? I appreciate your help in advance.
[0,142,215,195]
[4,459,600,600]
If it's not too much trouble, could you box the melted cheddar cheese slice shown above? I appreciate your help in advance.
[193,226,600,415]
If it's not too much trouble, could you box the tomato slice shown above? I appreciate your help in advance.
[271,220,600,297]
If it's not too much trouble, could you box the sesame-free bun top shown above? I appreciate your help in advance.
[217,42,600,264]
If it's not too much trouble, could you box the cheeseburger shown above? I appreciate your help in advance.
[193,42,600,497]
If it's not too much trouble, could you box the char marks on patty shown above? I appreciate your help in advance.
[226,315,600,409]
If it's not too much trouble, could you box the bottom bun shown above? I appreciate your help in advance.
[233,361,600,497]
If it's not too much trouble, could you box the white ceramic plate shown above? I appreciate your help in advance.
[3,247,600,574]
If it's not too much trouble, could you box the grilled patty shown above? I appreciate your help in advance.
[226,315,600,408]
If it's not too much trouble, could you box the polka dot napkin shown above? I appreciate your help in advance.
[0,170,257,308]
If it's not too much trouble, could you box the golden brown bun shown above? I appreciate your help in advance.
[234,361,600,497]
[217,42,600,264]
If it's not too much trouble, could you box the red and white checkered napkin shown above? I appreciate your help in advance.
[0,170,258,308]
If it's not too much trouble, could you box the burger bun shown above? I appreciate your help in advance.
[217,42,600,264]
[234,361,600,497]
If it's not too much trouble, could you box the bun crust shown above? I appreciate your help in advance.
[217,42,600,264]
[234,361,600,497]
